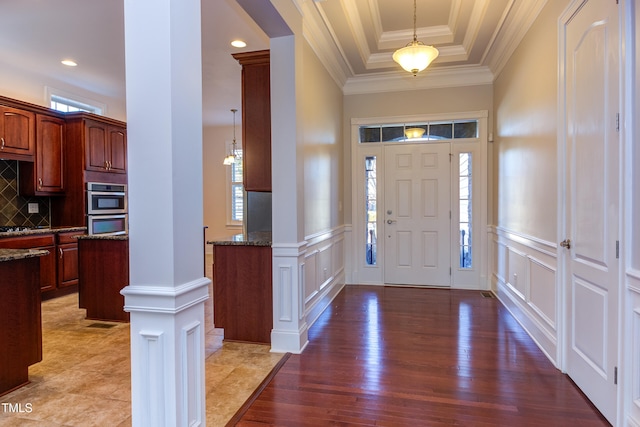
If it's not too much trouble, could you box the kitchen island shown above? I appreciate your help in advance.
[77,234,130,322]
[208,232,272,344]
[0,248,48,396]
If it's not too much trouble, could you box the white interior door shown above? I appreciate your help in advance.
[384,143,450,286]
[564,0,619,423]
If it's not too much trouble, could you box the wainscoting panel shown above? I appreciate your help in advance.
[528,258,557,329]
[628,270,640,426]
[491,227,559,366]
[303,227,346,330]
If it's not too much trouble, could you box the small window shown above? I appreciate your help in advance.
[50,95,102,115]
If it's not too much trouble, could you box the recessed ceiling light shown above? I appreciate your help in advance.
[231,40,247,48]
[61,59,77,67]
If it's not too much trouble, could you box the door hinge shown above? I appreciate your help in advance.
[614,366,618,384]
[449,210,452,219]
[616,113,620,132]
[450,267,452,276]
[616,240,619,259]
[449,153,453,162]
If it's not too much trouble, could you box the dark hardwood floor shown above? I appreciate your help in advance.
[234,285,610,426]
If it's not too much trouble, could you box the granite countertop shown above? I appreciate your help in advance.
[0,226,87,238]
[207,231,272,247]
[76,234,129,241]
[0,248,49,262]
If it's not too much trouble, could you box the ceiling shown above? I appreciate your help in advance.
[0,0,546,126]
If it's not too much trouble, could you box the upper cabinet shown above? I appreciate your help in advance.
[85,119,127,174]
[0,105,35,161]
[232,50,271,192]
[20,114,65,196]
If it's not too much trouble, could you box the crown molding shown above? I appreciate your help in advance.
[483,0,548,77]
[343,65,494,95]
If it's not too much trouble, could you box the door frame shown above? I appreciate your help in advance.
[350,111,489,289]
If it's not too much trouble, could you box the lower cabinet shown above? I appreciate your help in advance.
[0,231,82,297]
[0,256,42,396]
[78,237,129,322]
[56,232,81,289]
[213,244,272,343]
[0,234,55,293]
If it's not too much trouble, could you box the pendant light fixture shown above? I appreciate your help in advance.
[392,0,439,76]
[223,109,238,165]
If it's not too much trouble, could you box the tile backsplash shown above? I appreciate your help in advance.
[0,160,50,227]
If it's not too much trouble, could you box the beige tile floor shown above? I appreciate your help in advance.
[0,265,284,427]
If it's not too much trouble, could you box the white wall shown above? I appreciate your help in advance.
[302,40,344,237]
[491,0,571,366]
[298,37,346,331]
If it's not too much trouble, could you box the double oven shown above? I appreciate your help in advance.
[86,182,128,235]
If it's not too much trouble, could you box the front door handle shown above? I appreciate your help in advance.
[560,239,571,249]
[387,219,396,225]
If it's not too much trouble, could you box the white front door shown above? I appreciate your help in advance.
[563,0,619,423]
[384,143,451,286]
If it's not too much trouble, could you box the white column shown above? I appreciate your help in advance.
[269,15,308,354]
[121,0,210,426]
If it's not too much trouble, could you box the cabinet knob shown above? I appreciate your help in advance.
[59,248,63,259]
[0,138,4,149]
[38,178,43,189]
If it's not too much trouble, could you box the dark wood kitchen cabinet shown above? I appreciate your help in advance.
[0,105,35,161]
[0,255,43,396]
[56,231,81,289]
[84,119,127,174]
[78,237,130,322]
[0,234,56,293]
[213,244,272,343]
[51,113,127,227]
[232,50,271,192]
[19,114,65,196]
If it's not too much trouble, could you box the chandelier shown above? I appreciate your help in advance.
[392,0,439,76]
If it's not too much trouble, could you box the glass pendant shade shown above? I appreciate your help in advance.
[405,127,426,139]
[223,154,236,165]
[393,41,439,76]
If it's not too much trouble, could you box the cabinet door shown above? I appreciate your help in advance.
[35,115,65,194]
[241,61,271,192]
[58,243,79,288]
[85,120,108,172]
[0,106,35,160]
[108,125,127,173]
[39,246,57,292]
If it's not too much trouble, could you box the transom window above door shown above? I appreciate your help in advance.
[359,120,478,143]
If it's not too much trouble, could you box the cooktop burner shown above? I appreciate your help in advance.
[0,226,33,233]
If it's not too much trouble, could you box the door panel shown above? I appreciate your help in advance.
[384,143,450,286]
[564,0,619,423]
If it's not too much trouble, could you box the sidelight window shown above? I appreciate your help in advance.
[459,153,472,268]
[365,156,377,266]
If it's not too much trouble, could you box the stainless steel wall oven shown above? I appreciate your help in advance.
[86,182,128,235]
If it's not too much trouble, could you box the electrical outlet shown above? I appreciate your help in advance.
[28,203,39,214]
